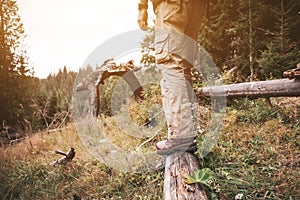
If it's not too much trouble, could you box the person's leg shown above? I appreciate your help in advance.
[154,0,204,154]
[159,56,195,140]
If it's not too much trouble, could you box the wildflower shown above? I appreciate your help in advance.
[235,193,244,200]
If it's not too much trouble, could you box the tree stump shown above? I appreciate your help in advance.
[164,152,208,200]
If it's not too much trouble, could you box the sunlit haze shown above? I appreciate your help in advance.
[17,0,155,78]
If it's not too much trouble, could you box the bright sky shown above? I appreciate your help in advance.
[17,0,155,78]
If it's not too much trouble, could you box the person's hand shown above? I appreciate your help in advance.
[138,9,148,31]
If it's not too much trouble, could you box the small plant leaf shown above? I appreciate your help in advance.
[184,168,215,187]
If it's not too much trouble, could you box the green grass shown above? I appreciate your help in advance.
[0,97,299,199]
[0,127,164,199]
[200,98,300,199]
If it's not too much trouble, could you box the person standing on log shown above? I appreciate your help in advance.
[137,0,205,155]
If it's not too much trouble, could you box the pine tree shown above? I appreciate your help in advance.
[257,0,300,79]
[198,0,298,82]
[198,0,236,69]
[0,0,27,73]
[0,0,34,131]
[228,0,270,81]
[33,67,77,130]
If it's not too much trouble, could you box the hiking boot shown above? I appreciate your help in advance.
[156,137,197,155]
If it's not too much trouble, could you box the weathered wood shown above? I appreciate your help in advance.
[122,71,144,102]
[91,86,100,117]
[76,60,144,117]
[197,78,300,98]
[164,152,208,200]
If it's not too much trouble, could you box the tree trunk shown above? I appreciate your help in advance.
[197,78,300,98]
[122,71,144,102]
[164,152,208,200]
[90,86,99,118]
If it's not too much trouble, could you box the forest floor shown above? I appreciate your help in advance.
[0,97,299,200]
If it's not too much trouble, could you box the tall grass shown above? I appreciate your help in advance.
[200,97,300,199]
[0,97,299,199]
[0,126,163,199]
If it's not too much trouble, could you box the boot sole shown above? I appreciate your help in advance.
[156,143,197,155]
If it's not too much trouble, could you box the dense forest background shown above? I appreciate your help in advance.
[0,0,300,139]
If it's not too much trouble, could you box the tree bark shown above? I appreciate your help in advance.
[197,78,300,98]
[122,71,144,102]
[164,152,208,200]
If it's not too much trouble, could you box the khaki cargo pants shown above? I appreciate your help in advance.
[153,0,205,139]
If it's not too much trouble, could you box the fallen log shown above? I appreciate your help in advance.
[197,78,300,98]
[164,152,208,200]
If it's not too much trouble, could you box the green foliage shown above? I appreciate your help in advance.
[184,168,215,187]
[0,0,33,131]
[0,155,164,199]
[129,82,162,126]
[231,98,290,124]
[199,0,236,69]
[0,127,164,199]
[199,0,300,82]
[199,97,300,199]
[0,0,27,72]
[257,0,300,79]
[99,76,119,116]
[1,1,300,198]
[140,26,155,67]
[26,67,77,131]
[1,96,299,199]
[0,1,79,135]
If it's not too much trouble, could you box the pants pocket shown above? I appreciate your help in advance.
[162,0,191,29]
[154,33,170,63]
